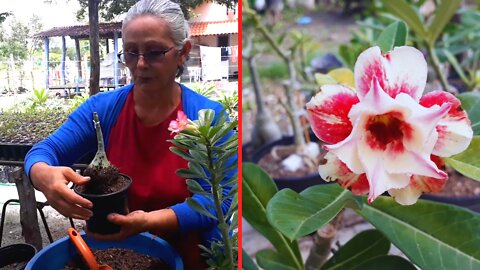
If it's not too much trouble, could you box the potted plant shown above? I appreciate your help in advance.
[73,112,132,234]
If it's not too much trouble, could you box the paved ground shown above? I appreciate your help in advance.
[0,183,84,248]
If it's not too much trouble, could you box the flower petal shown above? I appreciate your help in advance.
[355,46,427,101]
[388,185,423,205]
[318,152,369,195]
[420,91,473,157]
[307,85,359,144]
[388,155,447,205]
[357,142,410,203]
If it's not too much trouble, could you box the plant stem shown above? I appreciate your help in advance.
[90,112,110,167]
[426,44,449,92]
[206,137,235,269]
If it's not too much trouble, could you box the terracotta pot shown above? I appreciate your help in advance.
[74,174,132,234]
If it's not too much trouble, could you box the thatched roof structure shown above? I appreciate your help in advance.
[34,22,122,39]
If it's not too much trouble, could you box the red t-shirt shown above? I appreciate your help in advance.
[107,91,205,269]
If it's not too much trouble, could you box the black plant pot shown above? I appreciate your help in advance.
[0,143,33,162]
[251,135,328,193]
[421,193,480,213]
[74,174,132,234]
[0,243,37,270]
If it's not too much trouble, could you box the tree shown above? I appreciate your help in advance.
[88,0,101,96]
[75,0,238,21]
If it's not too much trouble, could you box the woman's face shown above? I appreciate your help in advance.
[122,15,189,89]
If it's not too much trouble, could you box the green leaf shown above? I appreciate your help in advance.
[226,195,238,220]
[443,49,471,87]
[267,184,352,241]
[356,196,480,270]
[169,147,195,162]
[242,163,304,269]
[242,249,260,270]
[186,198,217,220]
[198,109,215,127]
[351,255,417,270]
[457,92,480,135]
[380,0,428,40]
[322,230,390,270]
[256,249,299,270]
[376,21,408,53]
[445,136,480,181]
[188,162,207,179]
[427,0,462,46]
[176,169,205,180]
[185,179,210,195]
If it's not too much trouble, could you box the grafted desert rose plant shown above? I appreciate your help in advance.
[169,109,238,270]
[307,46,473,205]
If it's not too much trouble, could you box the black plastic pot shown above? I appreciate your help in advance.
[74,174,132,234]
[421,193,480,213]
[0,143,33,162]
[251,135,327,193]
[0,243,37,270]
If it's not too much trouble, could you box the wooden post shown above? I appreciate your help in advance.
[13,168,42,250]
[44,37,50,90]
[113,32,119,88]
[74,38,83,79]
[88,0,100,96]
[105,38,109,54]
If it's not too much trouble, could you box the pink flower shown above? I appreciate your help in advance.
[168,110,189,135]
[307,46,473,205]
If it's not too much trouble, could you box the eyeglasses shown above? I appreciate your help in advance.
[117,47,175,64]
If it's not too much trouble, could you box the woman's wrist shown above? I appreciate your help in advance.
[144,209,179,236]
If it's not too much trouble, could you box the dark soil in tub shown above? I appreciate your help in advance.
[62,248,170,270]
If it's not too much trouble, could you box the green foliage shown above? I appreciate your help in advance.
[321,230,391,270]
[68,94,90,112]
[217,91,238,121]
[349,255,417,270]
[445,136,480,181]
[75,0,237,21]
[265,182,480,270]
[267,184,352,240]
[457,92,480,135]
[189,82,216,98]
[242,163,304,270]
[29,88,49,109]
[257,62,289,80]
[0,109,68,144]
[376,21,408,53]
[169,109,238,269]
[356,197,480,270]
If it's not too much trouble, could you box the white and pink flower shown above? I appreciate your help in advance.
[307,46,473,205]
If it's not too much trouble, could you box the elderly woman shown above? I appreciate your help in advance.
[24,0,235,268]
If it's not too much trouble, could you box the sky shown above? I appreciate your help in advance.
[1,0,84,30]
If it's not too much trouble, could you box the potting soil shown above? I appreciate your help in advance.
[62,247,170,270]
[77,166,126,194]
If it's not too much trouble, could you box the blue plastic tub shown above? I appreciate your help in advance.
[25,231,183,270]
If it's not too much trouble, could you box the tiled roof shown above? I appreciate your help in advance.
[189,20,238,37]
[34,22,122,39]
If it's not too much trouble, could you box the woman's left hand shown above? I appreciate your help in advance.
[87,210,148,241]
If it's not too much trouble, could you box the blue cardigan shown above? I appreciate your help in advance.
[25,84,236,243]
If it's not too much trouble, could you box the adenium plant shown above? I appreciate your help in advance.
[169,109,238,270]
[307,46,473,205]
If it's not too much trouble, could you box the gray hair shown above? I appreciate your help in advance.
[122,0,190,76]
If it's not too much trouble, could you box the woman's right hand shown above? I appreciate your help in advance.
[30,162,93,220]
